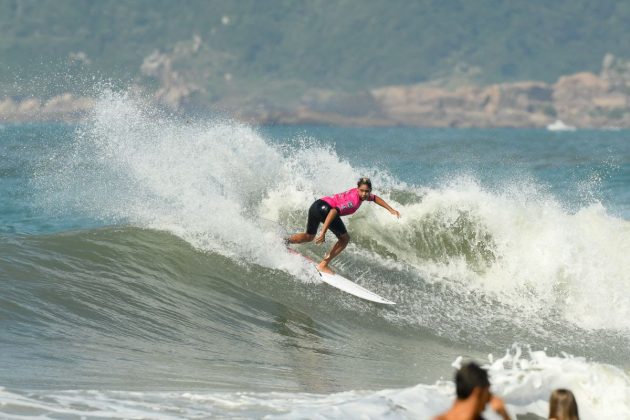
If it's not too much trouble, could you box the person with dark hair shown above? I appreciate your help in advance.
[548,389,579,420]
[434,362,511,420]
[287,177,400,274]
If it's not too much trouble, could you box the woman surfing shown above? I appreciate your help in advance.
[287,177,400,274]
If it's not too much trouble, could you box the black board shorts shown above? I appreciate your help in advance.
[306,199,347,237]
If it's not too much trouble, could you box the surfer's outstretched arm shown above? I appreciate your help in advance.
[374,196,400,218]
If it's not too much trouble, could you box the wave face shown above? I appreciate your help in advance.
[29,91,630,336]
[2,91,630,417]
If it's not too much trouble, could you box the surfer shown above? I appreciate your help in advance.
[287,177,400,274]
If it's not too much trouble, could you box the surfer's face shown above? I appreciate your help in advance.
[358,187,371,200]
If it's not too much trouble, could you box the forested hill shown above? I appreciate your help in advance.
[2,0,630,96]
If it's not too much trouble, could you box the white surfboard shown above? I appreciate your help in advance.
[288,248,395,305]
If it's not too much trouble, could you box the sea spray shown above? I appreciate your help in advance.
[348,176,630,333]
[34,90,401,280]
[32,89,630,338]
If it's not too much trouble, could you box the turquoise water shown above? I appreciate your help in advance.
[2,124,628,233]
[1,94,629,418]
[264,125,630,218]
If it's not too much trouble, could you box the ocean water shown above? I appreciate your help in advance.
[1,91,629,419]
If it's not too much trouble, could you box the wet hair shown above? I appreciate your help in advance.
[357,177,372,190]
[455,362,490,400]
[549,389,579,420]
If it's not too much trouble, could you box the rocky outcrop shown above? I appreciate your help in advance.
[354,55,629,128]
[140,35,235,109]
[136,47,630,127]
[369,81,554,127]
[0,94,93,122]
[551,64,630,127]
[140,35,204,109]
[240,54,629,128]
[2,54,630,128]
[601,53,630,88]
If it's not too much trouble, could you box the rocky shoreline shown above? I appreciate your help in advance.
[251,54,629,128]
[2,54,629,128]
[0,94,94,123]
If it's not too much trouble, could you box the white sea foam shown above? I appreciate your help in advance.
[38,90,402,283]
[1,348,628,419]
[348,176,630,332]
[262,157,630,332]
[36,90,630,334]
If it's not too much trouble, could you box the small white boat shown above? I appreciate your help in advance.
[547,119,576,132]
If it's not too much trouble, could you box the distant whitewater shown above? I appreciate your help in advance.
[547,119,577,131]
[1,89,629,418]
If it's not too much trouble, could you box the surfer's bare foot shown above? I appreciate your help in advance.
[316,262,334,274]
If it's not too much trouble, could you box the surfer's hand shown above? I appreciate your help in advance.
[315,233,326,244]
[390,209,401,218]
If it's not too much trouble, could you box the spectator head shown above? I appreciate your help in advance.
[455,362,492,415]
[549,389,579,420]
[455,362,491,399]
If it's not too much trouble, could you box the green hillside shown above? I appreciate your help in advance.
[1,0,630,98]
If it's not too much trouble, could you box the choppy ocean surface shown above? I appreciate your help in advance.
[1,92,629,419]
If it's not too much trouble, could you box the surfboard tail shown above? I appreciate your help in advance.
[287,247,396,305]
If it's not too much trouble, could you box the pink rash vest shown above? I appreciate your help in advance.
[321,188,377,216]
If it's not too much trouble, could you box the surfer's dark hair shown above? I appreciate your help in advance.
[357,177,372,190]
[455,362,490,399]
